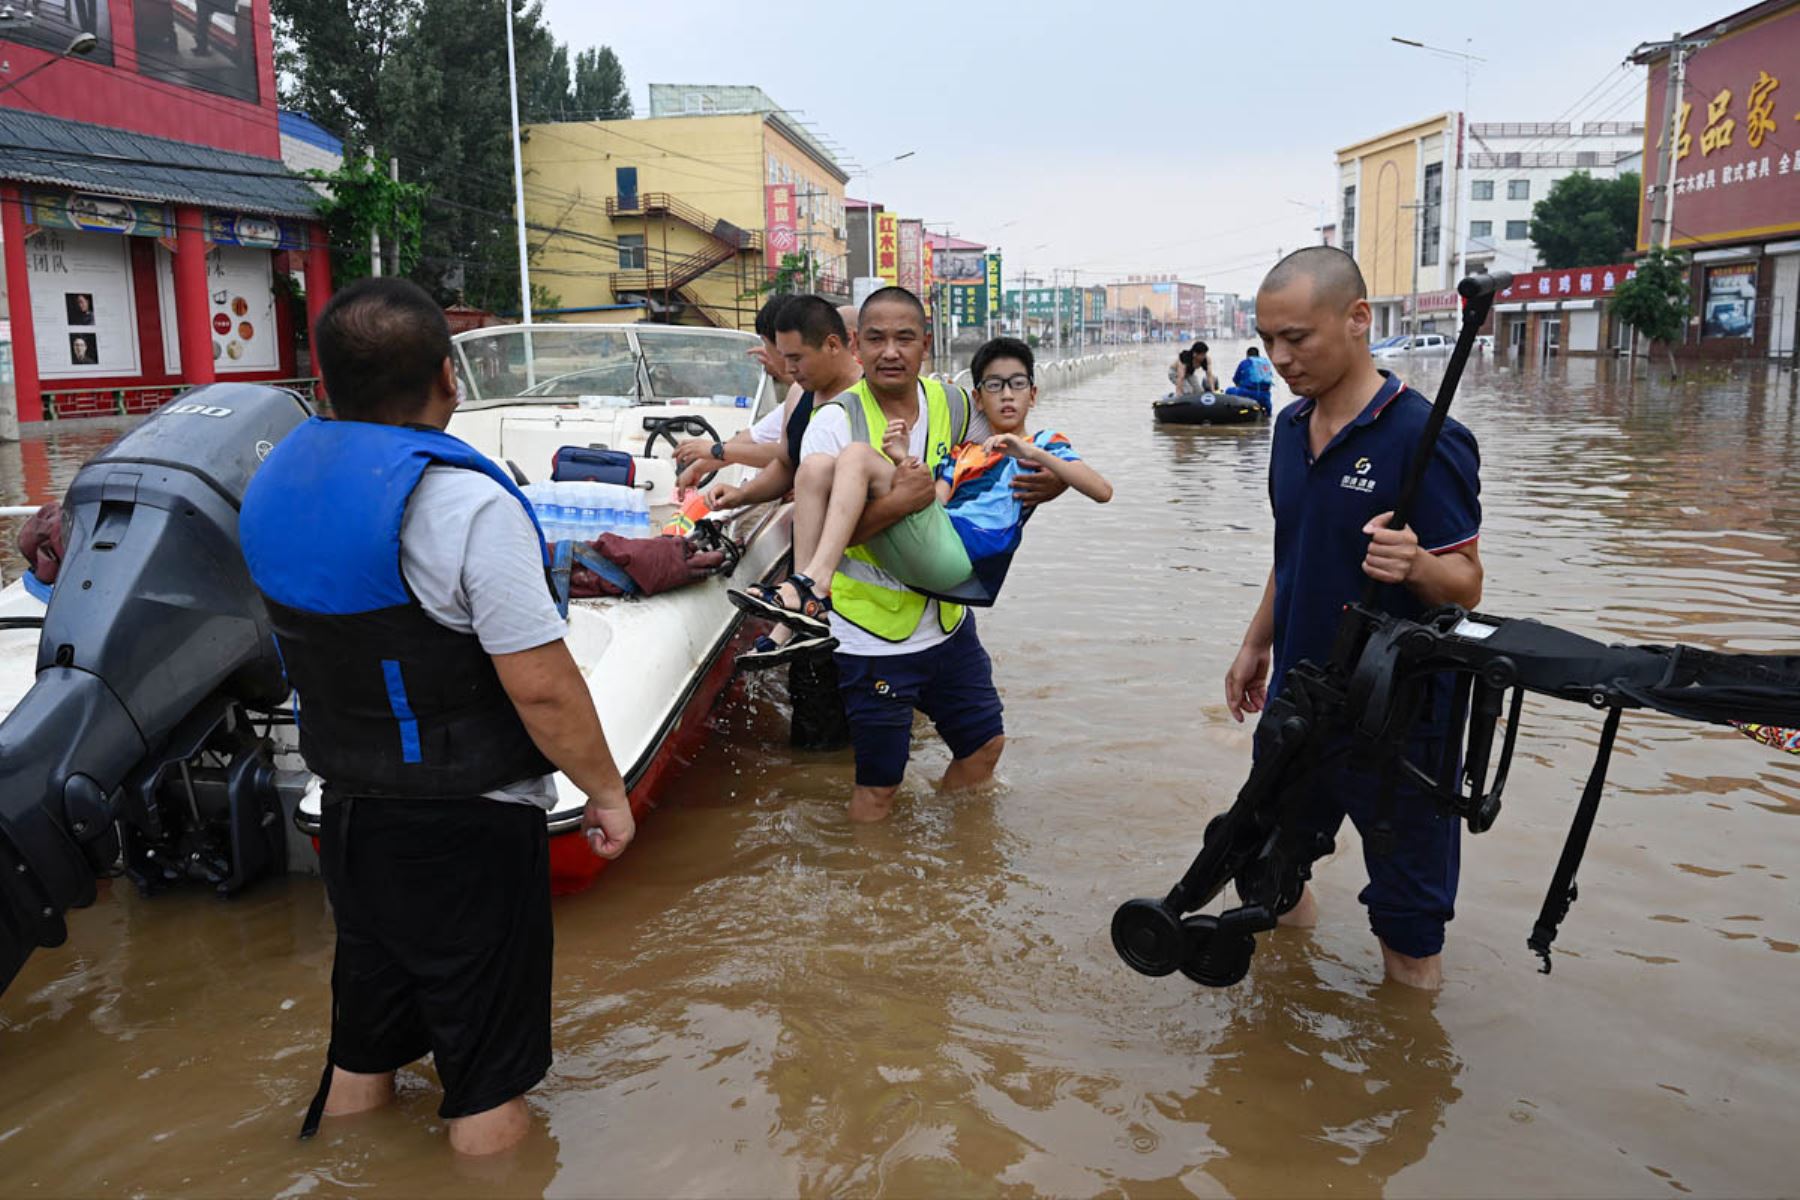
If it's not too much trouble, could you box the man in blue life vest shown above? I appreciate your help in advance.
[1226,345,1275,413]
[239,279,635,1155]
[1225,247,1482,991]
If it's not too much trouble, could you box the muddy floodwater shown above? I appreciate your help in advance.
[1,353,1797,1198]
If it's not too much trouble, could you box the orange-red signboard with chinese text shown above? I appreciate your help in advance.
[1637,6,1800,250]
[1496,263,1637,303]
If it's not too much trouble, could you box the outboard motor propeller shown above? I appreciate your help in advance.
[0,384,310,994]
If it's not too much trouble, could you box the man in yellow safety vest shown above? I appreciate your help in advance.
[755,286,1065,821]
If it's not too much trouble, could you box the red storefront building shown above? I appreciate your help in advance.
[0,1,328,432]
[1634,0,1800,360]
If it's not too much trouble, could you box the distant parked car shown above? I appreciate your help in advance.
[1372,333,1451,359]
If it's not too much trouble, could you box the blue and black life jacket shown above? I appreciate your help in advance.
[239,417,556,798]
[1233,356,1274,401]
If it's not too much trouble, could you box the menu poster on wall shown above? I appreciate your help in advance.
[0,0,116,66]
[1702,263,1757,339]
[27,229,141,379]
[134,0,258,103]
[207,246,278,372]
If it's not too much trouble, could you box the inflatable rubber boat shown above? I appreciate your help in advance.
[1152,392,1266,426]
[0,323,792,995]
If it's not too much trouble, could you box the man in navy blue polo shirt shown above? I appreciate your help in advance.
[1225,247,1483,990]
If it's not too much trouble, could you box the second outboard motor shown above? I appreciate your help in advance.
[0,384,310,995]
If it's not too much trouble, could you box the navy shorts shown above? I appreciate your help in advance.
[1290,737,1462,960]
[834,617,1006,788]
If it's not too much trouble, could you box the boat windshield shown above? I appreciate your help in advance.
[452,324,765,407]
[638,329,764,401]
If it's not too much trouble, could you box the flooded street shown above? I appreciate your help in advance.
[1,352,1798,1198]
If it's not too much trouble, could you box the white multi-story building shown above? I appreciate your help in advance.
[1460,121,1644,276]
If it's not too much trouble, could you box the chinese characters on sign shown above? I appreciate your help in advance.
[876,213,898,286]
[897,220,923,293]
[922,241,934,314]
[1496,263,1636,302]
[1638,7,1800,249]
[764,184,797,270]
[27,229,143,379]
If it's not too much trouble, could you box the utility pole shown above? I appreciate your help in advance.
[1643,34,1698,251]
[1052,268,1062,358]
[1400,201,1427,336]
[388,156,401,277]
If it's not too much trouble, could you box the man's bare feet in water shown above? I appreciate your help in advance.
[1276,887,1443,989]
[1278,884,1320,928]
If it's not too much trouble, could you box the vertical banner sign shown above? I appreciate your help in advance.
[876,213,899,285]
[765,184,797,270]
[922,240,935,314]
[986,254,1002,323]
[897,220,923,294]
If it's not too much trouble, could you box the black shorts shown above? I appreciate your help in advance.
[319,792,552,1119]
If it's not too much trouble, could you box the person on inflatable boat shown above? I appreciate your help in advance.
[1227,346,1276,413]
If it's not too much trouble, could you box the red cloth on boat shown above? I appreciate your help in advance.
[570,533,728,598]
[17,501,64,584]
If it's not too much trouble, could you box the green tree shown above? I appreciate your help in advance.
[275,0,624,311]
[571,47,632,119]
[1612,248,1691,378]
[1529,171,1641,269]
[272,0,413,156]
[310,156,427,280]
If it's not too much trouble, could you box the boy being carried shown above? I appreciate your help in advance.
[730,336,1111,665]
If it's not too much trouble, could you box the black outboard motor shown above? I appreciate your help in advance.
[0,384,311,995]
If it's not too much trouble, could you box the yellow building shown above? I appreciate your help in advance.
[523,84,850,330]
[1336,113,1460,338]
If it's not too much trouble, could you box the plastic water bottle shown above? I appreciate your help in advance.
[631,488,651,532]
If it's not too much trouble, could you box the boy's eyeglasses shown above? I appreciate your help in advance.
[977,374,1033,394]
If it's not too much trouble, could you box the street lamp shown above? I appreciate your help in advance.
[1390,35,1484,116]
[853,150,915,282]
[0,30,101,98]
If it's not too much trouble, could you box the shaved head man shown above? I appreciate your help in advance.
[1252,246,1371,406]
[1226,245,1485,991]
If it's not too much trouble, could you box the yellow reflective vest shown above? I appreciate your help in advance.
[822,376,973,643]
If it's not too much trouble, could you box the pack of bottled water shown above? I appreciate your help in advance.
[521,481,651,544]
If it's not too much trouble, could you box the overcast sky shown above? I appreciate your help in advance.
[540,0,1705,295]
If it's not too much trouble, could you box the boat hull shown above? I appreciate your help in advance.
[1153,393,1267,426]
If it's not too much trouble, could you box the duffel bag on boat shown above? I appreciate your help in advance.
[552,446,636,486]
[569,533,729,599]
